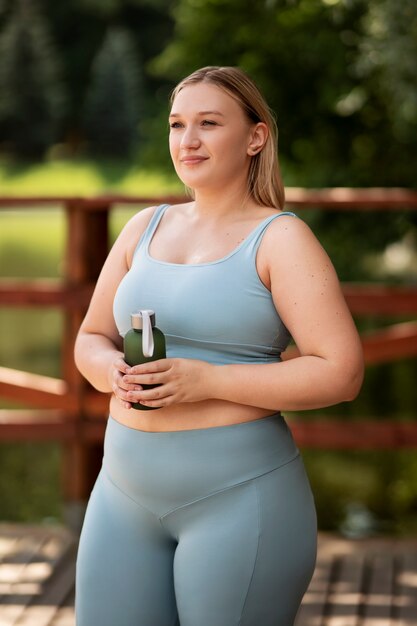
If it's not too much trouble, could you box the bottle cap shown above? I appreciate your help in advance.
[131,310,156,329]
[131,310,155,357]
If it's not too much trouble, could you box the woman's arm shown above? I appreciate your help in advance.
[124,216,364,411]
[74,207,156,399]
[210,216,364,410]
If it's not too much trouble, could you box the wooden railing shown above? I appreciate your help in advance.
[1,189,417,525]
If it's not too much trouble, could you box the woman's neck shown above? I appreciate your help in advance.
[191,187,256,221]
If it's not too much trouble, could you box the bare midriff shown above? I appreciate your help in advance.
[110,395,276,432]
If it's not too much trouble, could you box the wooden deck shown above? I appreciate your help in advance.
[0,525,416,625]
[296,534,417,626]
[0,525,76,626]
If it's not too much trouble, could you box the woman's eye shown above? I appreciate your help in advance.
[169,120,217,129]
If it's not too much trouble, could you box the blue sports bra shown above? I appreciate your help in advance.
[113,204,296,365]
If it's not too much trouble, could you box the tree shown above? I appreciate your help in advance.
[358,0,417,144]
[151,0,417,189]
[83,26,143,158]
[4,0,177,154]
[352,0,417,189]
[0,0,67,158]
[151,0,365,182]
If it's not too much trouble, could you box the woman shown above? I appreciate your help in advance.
[74,66,364,626]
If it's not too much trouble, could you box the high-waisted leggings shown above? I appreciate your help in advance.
[75,413,317,626]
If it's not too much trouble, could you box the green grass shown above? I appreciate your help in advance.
[0,207,147,278]
[0,210,65,277]
[0,158,182,196]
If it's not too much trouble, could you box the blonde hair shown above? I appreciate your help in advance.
[170,66,285,210]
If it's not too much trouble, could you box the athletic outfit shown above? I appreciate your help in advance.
[75,204,317,626]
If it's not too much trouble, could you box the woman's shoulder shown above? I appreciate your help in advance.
[261,211,327,263]
[118,205,162,265]
[121,201,193,251]
[264,209,309,237]
[124,204,160,231]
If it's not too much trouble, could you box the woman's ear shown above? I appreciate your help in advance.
[247,122,268,155]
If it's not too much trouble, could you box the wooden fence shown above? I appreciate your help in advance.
[1,188,417,527]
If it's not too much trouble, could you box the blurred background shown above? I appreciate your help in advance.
[0,0,416,537]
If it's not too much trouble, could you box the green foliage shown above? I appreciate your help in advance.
[299,209,414,281]
[40,0,175,156]
[0,0,414,187]
[0,0,67,158]
[75,0,175,18]
[151,0,367,180]
[303,448,417,535]
[83,27,143,158]
[76,0,127,16]
[151,0,417,188]
[358,0,417,144]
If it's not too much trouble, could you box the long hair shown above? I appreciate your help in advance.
[170,66,285,210]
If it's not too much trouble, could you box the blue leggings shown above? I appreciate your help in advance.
[75,414,317,626]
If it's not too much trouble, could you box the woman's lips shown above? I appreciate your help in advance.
[180,156,208,165]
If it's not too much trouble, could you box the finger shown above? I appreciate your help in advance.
[123,371,169,386]
[137,395,173,409]
[137,384,178,408]
[119,398,132,410]
[127,358,172,376]
[139,390,179,409]
[118,375,142,392]
[114,357,131,374]
[113,366,139,390]
[127,384,173,406]
[112,380,134,407]
[114,391,132,410]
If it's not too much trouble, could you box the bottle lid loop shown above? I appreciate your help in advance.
[141,310,154,358]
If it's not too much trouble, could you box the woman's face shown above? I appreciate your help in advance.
[169,82,263,193]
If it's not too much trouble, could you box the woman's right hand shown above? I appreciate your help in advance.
[108,356,137,409]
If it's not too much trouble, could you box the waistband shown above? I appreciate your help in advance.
[103,414,299,519]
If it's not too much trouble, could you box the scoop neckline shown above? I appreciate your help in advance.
[145,205,286,268]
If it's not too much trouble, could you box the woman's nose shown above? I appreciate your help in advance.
[180,127,201,149]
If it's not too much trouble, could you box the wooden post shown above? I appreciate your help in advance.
[61,200,110,532]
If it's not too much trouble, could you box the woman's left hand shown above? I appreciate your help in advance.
[122,358,215,408]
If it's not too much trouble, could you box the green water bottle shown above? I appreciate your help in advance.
[123,309,166,411]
